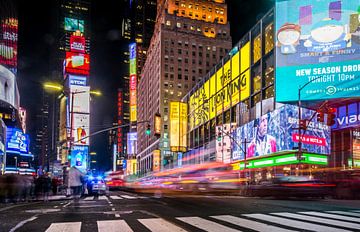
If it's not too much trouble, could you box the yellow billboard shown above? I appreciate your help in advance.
[153,150,161,172]
[126,159,137,176]
[240,42,250,73]
[170,102,187,152]
[232,52,239,80]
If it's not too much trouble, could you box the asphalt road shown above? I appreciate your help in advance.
[1,191,360,232]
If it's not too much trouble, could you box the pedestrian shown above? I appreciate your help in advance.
[42,173,51,202]
[68,166,85,206]
[51,177,59,195]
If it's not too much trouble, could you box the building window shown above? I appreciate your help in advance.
[253,35,262,64]
[178,74,182,79]
[178,49,182,54]
[265,23,274,54]
[166,20,171,26]
[264,54,274,87]
[176,22,181,28]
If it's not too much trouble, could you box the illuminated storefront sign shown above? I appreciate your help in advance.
[170,102,187,152]
[188,48,249,130]
[0,18,18,68]
[126,159,137,176]
[129,43,137,122]
[127,132,137,155]
[153,150,161,172]
[6,128,29,155]
[235,153,328,170]
[68,75,87,86]
[275,0,360,102]
[69,85,90,113]
[65,17,84,33]
[72,114,89,145]
[70,35,86,53]
[19,107,26,133]
[70,145,88,171]
[64,52,90,75]
[232,104,331,160]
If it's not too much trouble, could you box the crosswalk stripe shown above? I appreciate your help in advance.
[326,211,360,217]
[211,215,296,232]
[45,222,81,232]
[352,210,360,213]
[176,216,241,232]
[244,213,349,232]
[110,196,123,200]
[99,196,108,200]
[299,211,360,222]
[97,220,133,232]
[139,218,187,232]
[83,196,94,201]
[120,195,137,199]
[272,212,360,230]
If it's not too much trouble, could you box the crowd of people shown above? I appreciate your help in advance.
[0,173,62,203]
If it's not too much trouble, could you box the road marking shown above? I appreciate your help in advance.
[112,208,116,211]
[326,211,360,217]
[63,202,71,208]
[211,215,296,232]
[45,222,81,232]
[83,196,94,201]
[115,214,120,218]
[110,195,123,200]
[244,213,349,232]
[9,216,38,232]
[139,218,187,232]
[176,216,240,232]
[97,220,133,232]
[99,196,108,200]
[120,195,137,199]
[299,211,360,222]
[272,212,360,230]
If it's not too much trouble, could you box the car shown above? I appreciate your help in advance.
[87,176,107,195]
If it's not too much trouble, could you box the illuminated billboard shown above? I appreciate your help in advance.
[275,0,360,102]
[68,75,87,87]
[70,35,86,53]
[127,132,137,155]
[353,129,360,161]
[153,150,161,172]
[70,145,88,171]
[126,159,137,176]
[216,123,236,163]
[170,102,187,152]
[0,18,18,68]
[232,104,331,160]
[188,49,249,130]
[64,52,90,75]
[6,128,29,155]
[64,17,84,33]
[69,85,90,113]
[129,42,137,122]
[72,114,89,146]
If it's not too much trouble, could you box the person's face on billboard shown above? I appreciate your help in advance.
[258,115,268,137]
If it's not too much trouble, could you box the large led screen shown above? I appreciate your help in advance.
[64,52,90,75]
[232,104,331,160]
[70,145,88,172]
[0,18,18,68]
[70,35,85,53]
[65,17,84,33]
[6,128,29,155]
[72,114,90,146]
[127,132,137,155]
[69,85,90,113]
[276,0,360,102]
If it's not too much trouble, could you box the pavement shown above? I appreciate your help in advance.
[0,191,359,231]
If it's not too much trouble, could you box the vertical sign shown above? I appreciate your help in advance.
[153,150,161,172]
[129,43,137,122]
[170,102,187,152]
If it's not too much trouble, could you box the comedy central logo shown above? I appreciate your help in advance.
[326,86,336,95]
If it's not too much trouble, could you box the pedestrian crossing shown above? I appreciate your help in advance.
[82,194,148,201]
[44,210,360,232]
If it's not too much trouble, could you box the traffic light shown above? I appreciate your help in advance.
[217,131,222,141]
[327,112,336,126]
[317,112,324,123]
[145,124,151,135]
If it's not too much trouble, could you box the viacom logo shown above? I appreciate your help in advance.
[333,113,360,129]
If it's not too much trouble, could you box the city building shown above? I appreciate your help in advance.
[182,0,360,182]
[117,0,156,169]
[137,0,232,175]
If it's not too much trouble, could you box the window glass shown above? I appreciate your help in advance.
[265,23,274,54]
[253,35,262,64]
[252,65,262,93]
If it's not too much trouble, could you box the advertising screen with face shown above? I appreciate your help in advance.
[276,0,360,102]
[232,104,331,160]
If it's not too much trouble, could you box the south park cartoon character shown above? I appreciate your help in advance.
[304,18,351,52]
[277,23,301,54]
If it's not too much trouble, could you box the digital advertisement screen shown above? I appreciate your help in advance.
[64,52,90,75]
[69,85,90,113]
[72,114,90,146]
[70,145,88,171]
[70,35,86,53]
[64,17,84,33]
[68,75,87,86]
[0,19,18,68]
[6,128,29,155]
[232,104,331,160]
[127,132,137,155]
[170,102,187,152]
[216,123,236,163]
[275,0,360,102]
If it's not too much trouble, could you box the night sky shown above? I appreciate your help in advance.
[16,0,274,172]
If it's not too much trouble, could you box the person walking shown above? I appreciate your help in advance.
[68,166,85,206]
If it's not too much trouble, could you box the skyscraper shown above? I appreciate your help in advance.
[137,0,232,174]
